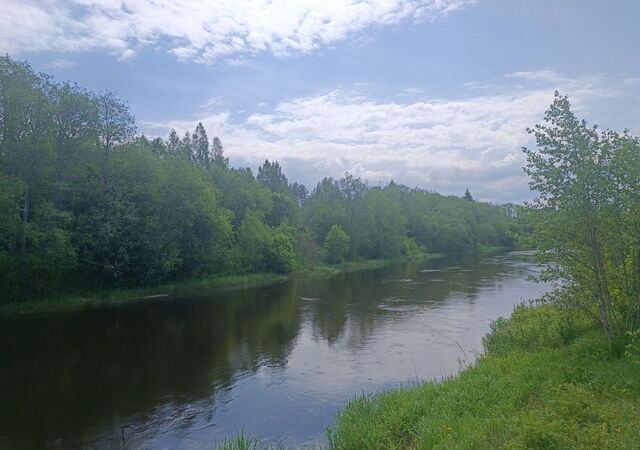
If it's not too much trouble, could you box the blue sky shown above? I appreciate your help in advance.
[3,0,639,202]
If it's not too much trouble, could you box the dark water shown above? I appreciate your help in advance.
[0,252,550,450]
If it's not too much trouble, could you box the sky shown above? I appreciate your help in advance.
[2,0,639,203]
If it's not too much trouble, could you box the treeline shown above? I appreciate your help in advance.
[0,56,513,303]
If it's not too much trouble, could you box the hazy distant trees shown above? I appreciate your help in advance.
[211,136,228,167]
[257,159,289,193]
[463,188,474,201]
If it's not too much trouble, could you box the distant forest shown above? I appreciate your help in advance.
[0,56,514,302]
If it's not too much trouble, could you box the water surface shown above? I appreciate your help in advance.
[0,252,550,449]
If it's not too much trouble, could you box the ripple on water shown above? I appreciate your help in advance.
[382,278,414,284]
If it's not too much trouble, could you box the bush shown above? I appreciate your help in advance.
[625,330,640,364]
[324,224,350,264]
[483,304,583,354]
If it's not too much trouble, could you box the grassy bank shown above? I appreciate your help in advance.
[328,305,640,449]
[0,253,440,316]
[299,252,443,278]
[0,272,289,315]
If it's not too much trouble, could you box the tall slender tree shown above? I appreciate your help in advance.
[257,160,289,193]
[192,122,210,168]
[95,90,135,183]
[211,136,229,167]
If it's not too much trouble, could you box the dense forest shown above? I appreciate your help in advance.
[0,56,513,303]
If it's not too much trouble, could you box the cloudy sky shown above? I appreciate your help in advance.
[2,0,639,202]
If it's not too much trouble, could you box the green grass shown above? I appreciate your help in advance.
[328,305,640,449]
[215,432,285,450]
[299,253,443,278]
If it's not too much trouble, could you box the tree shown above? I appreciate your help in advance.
[303,177,347,243]
[290,182,308,206]
[237,212,295,273]
[95,90,135,181]
[324,224,350,264]
[150,137,166,158]
[0,55,516,304]
[181,131,193,164]
[523,92,640,345]
[463,188,474,201]
[48,82,98,206]
[257,160,289,193]
[192,122,210,168]
[166,129,183,159]
[211,136,229,167]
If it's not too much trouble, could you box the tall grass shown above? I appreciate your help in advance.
[216,431,285,450]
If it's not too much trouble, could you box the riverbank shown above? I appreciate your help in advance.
[0,253,442,316]
[328,305,640,449]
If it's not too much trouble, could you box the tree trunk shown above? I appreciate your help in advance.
[21,184,29,253]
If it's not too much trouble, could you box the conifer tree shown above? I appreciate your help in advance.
[211,136,229,167]
[192,122,210,168]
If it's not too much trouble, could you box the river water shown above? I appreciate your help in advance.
[0,252,550,449]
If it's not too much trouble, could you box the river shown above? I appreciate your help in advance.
[0,251,550,449]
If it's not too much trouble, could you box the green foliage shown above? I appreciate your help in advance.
[523,92,640,343]
[324,224,350,263]
[303,176,511,259]
[624,330,640,364]
[257,159,289,194]
[0,55,513,305]
[483,305,584,354]
[0,172,23,250]
[237,213,296,274]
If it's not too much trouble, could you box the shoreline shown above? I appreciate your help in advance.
[0,253,444,317]
[327,305,640,449]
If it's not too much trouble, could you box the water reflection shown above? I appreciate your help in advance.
[0,252,549,449]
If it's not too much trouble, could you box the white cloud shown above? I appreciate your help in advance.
[118,48,137,62]
[0,0,475,63]
[142,70,639,203]
[44,58,78,69]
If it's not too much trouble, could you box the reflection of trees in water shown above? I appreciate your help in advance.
[303,253,534,350]
[0,283,302,449]
[0,253,537,449]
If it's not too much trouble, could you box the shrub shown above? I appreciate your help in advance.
[484,304,583,354]
[324,224,350,264]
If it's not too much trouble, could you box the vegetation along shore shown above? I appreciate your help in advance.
[0,56,512,314]
[217,94,640,449]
